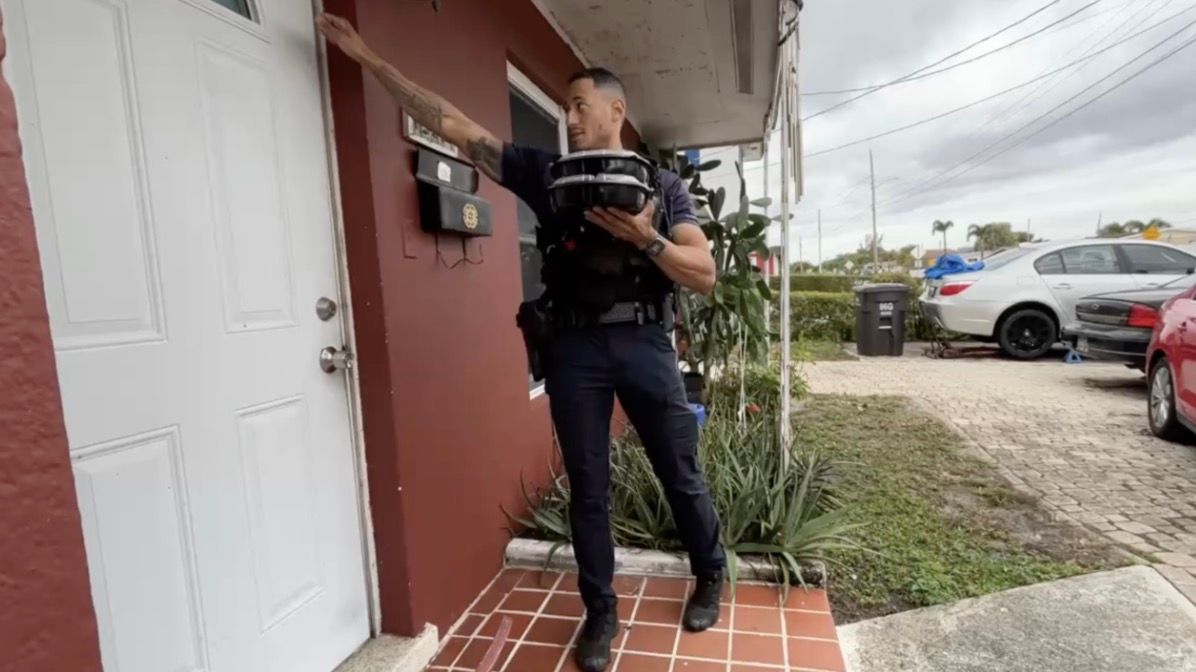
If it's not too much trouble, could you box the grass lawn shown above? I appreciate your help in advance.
[794,396,1129,623]
[796,339,857,362]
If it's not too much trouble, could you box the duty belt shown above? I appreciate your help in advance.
[554,300,671,328]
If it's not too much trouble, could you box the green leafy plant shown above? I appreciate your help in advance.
[770,274,944,343]
[661,153,774,382]
[507,412,859,585]
[706,351,808,417]
[770,274,857,294]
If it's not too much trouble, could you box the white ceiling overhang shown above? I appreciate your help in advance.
[531,0,793,149]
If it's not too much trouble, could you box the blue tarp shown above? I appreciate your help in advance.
[924,254,985,280]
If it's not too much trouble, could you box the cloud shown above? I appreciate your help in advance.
[700,0,1196,260]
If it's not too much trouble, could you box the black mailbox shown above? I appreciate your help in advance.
[414,149,492,237]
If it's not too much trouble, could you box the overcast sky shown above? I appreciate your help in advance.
[702,0,1196,262]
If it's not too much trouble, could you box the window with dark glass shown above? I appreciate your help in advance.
[1034,253,1064,275]
[209,0,253,20]
[1121,244,1196,274]
[508,84,563,389]
[1060,245,1122,274]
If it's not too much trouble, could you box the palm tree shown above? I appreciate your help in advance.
[931,219,954,251]
[967,223,986,254]
[1098,222,1127,238]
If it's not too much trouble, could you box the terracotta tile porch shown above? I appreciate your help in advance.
[426,569,846,672]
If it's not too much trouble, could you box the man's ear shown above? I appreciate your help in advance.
[611,97,626,124]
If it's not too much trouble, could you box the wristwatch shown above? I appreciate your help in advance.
[641,234,667,258]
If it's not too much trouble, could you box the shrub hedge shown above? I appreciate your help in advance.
[766,273,943,342]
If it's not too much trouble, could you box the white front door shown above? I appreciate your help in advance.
[4,1,370,671]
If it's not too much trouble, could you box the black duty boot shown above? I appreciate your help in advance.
[683,570,724,632]
[575,609,618,672]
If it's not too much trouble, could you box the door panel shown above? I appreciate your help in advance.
[198,42,298,333]
[13,0,166,349]
[73,428,207,672]
[1172,294,1196,419]
[1042,245,1138,321]
[4,0,370,670]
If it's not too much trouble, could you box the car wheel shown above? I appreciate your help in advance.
[1148,358,1187,441]
[997,308,1056,360]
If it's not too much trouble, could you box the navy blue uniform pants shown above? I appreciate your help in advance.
[544,322,725,614]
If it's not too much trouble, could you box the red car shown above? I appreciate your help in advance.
[1146,281,1196,440]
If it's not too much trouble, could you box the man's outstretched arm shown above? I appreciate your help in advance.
[317,13,503,181]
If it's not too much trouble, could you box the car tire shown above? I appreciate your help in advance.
[1148,357,1187,441]
[997,308,1057,360]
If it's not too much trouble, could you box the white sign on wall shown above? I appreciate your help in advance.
[403,111,459,158]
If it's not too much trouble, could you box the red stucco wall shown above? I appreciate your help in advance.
[0,11,103,672]
[326,0,640,637]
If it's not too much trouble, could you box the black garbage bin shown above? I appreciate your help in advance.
[854,283,910,356]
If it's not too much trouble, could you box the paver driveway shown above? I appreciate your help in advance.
[803,355,1196,602]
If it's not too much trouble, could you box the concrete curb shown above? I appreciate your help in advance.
[505,538,827,586]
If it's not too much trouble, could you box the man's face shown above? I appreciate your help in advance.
[564,78,625,151]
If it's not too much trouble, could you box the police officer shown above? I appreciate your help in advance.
[319,14,726,672]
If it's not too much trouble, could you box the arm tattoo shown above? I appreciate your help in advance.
[380,77,443,135]
[467,137,503,182]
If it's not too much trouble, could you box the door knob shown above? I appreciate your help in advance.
[319,346,354,373]
[315,297,338,322]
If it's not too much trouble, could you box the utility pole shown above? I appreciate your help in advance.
[1096,211,1103,238]
[869,150,879,271]
[817,208,823,273]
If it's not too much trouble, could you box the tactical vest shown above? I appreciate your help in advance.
[536,192,674,315]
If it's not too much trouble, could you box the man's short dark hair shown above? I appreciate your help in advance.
[569,67,626,99]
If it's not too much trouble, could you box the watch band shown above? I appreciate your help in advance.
[643,234,667,258]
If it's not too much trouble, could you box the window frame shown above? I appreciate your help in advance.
[507,63,567,398]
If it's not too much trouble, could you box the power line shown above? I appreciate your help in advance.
[802,0,1064,97]
[979,0,1151,129]
[879,17,1195,208]
[804,5,1196,158]
[986,0,1178,131]
[1040,0,1141,35]
[802,0,1104,121]
[881,26,1196,211]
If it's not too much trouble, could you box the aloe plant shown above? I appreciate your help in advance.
[507,410,859,584]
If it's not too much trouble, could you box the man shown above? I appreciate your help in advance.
[317,14,725,672]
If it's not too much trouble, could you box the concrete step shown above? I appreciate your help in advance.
[335,626,439,672]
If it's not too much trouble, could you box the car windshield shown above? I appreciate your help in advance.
[979,247,1031,271]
